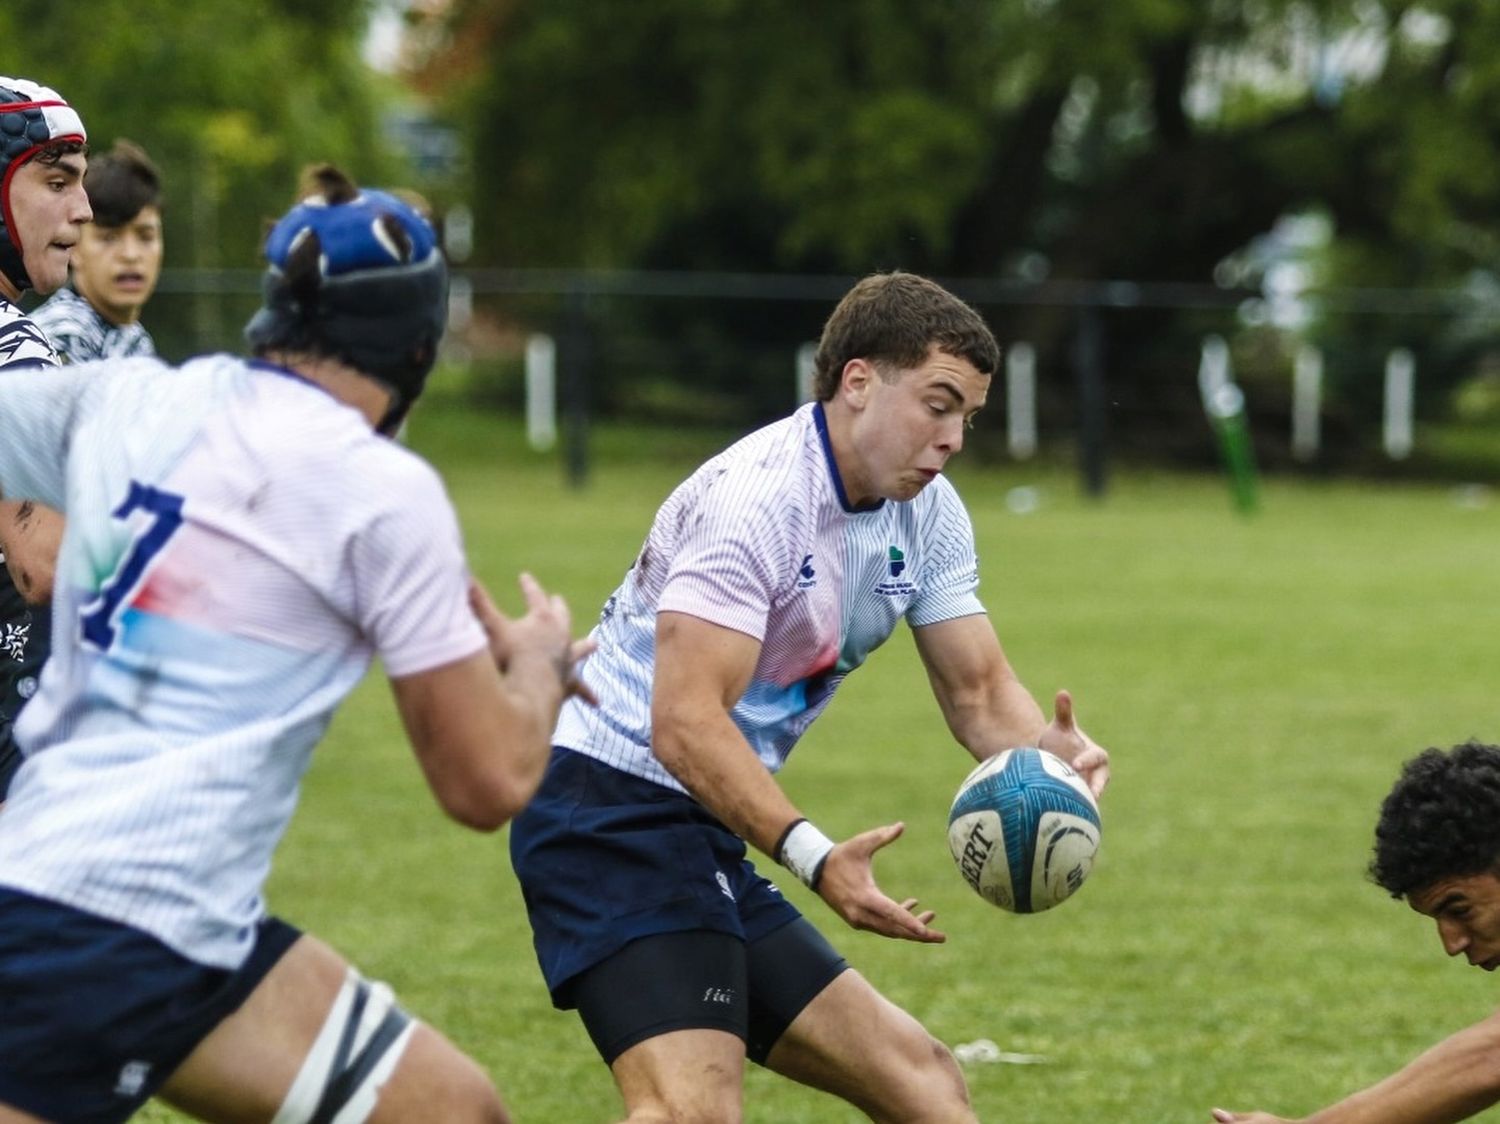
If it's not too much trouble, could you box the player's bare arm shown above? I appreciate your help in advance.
[392,573,587,831]
[913,614,1110,797]
[1212,1008,1500,1124]
[653,609,942,943]
[0,498,61,604]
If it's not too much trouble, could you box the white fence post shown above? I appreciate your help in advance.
[525,333,557,452]
[1291,344,1322,462]
[1006,342,1037,460]
[796,342,817,405]
[1384,347,1414,460]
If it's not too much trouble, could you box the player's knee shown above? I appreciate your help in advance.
[921,1034,973,1113]
[864,1030,973,1124]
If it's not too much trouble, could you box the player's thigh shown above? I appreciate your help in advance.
[159,933,504,1124]
[573,930,749,1121]
[611,1028,746,1124]
[0,1105,46,1124]
[764,969,975,1124]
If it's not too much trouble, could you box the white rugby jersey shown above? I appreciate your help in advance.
[0,295,60,370]
[29,285,157,363]
[0,354,485,968]
[555,401,985,792]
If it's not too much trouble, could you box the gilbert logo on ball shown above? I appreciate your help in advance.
[947,747,1101,913]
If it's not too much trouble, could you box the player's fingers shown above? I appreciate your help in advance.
[898,917,945,943]
[1052,688,1075,730]
[517,571,549,610]
[1086,762,1110,799]
[1073,746,1110,797]
[1209,1110,1237,1123]
[894,897,936,926]
[852,821,905,856]
[870,905,944,943]
[468,579,503,620]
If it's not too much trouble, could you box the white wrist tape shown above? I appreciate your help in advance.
[777,819,835,890]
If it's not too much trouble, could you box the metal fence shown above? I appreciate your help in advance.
[127,268,1500,492]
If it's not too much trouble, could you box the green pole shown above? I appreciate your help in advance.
[1207,383,1259,515]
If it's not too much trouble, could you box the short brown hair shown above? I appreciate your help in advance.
[811,272,999,401]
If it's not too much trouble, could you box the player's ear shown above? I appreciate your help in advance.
[841,358,875,407]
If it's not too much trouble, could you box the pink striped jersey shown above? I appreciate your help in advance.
[554,401,985,792]
[0,354,485,968]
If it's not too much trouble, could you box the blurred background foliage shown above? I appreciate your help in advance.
[11,0,1500,472]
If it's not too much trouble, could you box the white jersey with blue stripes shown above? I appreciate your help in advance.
[554,401,985,792]
[0,354,485,968]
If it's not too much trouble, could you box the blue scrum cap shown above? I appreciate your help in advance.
[244,180,448,433]
[0,77,87,291]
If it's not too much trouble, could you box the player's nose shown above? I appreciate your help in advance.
[69,184,92,225]
[1437,917,1469,957]
[937,415,964,454]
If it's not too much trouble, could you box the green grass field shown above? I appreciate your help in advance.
[141,407,1500,1122]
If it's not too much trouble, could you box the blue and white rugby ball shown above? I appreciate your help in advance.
[947,747,1101,913]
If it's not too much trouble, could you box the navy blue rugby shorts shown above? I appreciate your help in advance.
[510,746,805,1007]
[0,887,300,1123]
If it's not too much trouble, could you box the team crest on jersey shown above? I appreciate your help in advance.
[796,554,817,589]
[874,545,916,596]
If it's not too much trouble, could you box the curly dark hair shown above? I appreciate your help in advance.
[1369,741,1500,899]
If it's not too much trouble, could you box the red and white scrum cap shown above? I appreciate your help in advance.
[0,76,87,291]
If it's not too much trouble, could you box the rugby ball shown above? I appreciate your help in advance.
[947,747,1101,913]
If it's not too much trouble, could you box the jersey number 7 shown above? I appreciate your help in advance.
[80,482,186,650]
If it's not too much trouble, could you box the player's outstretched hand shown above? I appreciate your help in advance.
[1211,1110,1295,1123]
[470,574,597,705]
[1036,689,1109,798]
[817,822,945,945]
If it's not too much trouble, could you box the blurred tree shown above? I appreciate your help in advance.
[405,0,1500,456]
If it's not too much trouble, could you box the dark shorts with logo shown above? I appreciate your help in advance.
[510,747,847,1062]
[0,887,300,1123]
